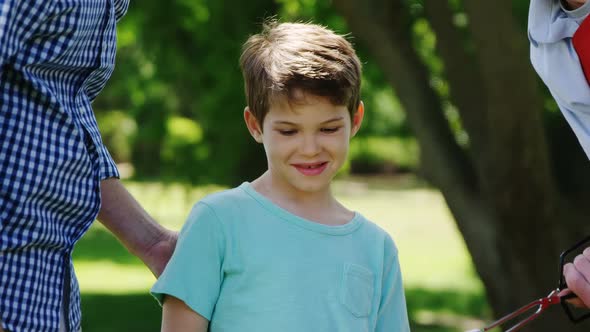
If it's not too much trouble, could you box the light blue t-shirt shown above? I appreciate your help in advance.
[151,182,410,332]
[529,0,590,158]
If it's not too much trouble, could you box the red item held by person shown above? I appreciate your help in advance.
[573,14,590,84]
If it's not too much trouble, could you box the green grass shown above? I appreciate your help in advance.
[74,176,491,331]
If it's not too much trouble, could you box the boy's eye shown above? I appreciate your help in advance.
[321,127,341,134]
[278,129,297,136]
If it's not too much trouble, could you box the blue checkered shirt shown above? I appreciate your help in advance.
[0,1,127,331]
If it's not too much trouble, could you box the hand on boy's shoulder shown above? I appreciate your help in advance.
[145,230,178,277]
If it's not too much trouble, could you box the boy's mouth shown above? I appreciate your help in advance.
[292,162,328,176]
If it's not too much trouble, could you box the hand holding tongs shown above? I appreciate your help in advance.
[467,236,590,332]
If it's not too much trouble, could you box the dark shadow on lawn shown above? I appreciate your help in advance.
[81,293,162,332]
[80,287,488,332]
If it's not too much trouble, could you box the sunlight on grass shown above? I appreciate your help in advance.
[76,261,156,293]
[335,177,482,292]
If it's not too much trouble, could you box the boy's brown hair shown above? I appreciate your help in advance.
[240,20,362,125]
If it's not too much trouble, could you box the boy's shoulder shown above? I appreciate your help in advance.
[197,183,251,211]
[354,213,399,252]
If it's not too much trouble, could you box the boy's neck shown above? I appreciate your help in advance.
[250,173,353,226]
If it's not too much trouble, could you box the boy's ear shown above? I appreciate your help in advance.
[350,101,365,137]
[244,107,263,143]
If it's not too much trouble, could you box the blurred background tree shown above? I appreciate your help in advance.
[95,0,414,185]
[332,0,590,331]
[91,0,590,331]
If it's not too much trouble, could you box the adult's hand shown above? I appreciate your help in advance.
[142,229,178,277]
[561,247,590,308]
[97,178,178,277]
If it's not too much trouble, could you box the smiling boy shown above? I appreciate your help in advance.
[151,21,410,332]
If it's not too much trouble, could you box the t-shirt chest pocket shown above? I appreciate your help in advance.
[340,263,375,318]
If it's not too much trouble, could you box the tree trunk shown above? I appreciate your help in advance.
[333,0,590,331]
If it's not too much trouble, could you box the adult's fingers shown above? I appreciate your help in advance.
[575,248,590,281]
[559,287,587,307]
[564,257,590,308]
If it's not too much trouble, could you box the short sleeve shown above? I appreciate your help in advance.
[528,0,590,105]
[375,235,410,332]
[151,202,226,320]
[97,144,120,180]
[0,0,52,66]
[528,0,590,158]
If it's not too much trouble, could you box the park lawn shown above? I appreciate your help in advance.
[74,176,492,332]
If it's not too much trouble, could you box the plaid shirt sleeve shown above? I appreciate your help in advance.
[0,0,53,65]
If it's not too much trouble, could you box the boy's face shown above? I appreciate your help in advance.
[244,91,364,196]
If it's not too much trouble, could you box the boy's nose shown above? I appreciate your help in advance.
[299,135,321,156]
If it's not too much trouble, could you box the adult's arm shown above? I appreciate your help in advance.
[529,0,590,158]
[98,178,177,277]
[530,0,590,309]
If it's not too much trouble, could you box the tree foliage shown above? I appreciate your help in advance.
[96,0,408,184]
